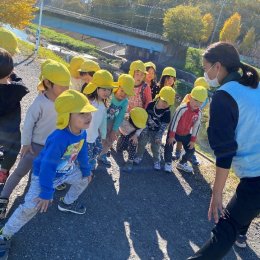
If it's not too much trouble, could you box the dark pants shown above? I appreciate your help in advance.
[0,130,21,171]
[164,134,195,163]
[116,132,137,161]
[188,176,260,260]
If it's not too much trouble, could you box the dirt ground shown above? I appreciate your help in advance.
[0,53,259,260]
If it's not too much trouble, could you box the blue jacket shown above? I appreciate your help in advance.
[33,128,91,199]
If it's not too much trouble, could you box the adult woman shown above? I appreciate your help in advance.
[189,42,260,259]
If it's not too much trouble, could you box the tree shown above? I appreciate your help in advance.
[0,0,36,29]
[201,13,214,43]
[219,12,241,43]
[240,27,256,56]
[163,5,203,45]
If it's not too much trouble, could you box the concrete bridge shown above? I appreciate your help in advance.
[33,6,169,60]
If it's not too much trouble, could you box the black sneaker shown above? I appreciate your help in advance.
[235,235,247,248]
[58,198,86,215]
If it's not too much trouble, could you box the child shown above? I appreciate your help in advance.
[0,48,29,183]
[99,74,135,166]
[145,61,157,91]
[83,70,115,170]
[0,90,96,257]
[117,107,148,172]
[68,56,85,92]
[127,60,152,112]
[173,77,210,165]
[0,60,70,218]
[0,28,20,56]
[78,59,100,93]
[152,67,176,99]
[164,86,207,173]
[134,86,175,171]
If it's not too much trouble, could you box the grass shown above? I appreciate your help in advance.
[17,38,69,67]
[28,24,97,56]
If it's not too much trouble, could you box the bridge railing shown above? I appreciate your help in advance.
[43,5,167,42]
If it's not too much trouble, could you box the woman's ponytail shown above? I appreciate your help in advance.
[239,62,259,89]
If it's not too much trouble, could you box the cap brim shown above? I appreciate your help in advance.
[160,96,173,106]
[37,81,45,91]
[80,103,97,113]
[114,82,135,96]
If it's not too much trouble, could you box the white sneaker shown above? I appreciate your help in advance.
[134,157,142,165]
[176,162,193,173]
[164,163,172,173]
[154,161,161,171]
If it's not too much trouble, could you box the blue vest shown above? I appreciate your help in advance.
[219,81,260,178]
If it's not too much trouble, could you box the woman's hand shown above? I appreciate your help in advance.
[208,167,229,223]
[208,192,223,223]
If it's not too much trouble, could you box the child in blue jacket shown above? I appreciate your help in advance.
[0,90,96,257]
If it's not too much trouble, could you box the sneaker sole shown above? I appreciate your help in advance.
[176,166,193,173]
[235,241,247,248]
[58,205,86,215]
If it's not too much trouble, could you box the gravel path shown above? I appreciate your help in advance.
[1,52,259,260]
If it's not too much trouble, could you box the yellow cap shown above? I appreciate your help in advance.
[114,74,135,96]
[55,89,97,129]
[190,86,208,103]
[144,61,156,71]
[0,28,19,55]
[162,67,176,78]
[194,77,210,89]
[83,69,116,95]
[38,61,72,91]
[155,86,176,106]
[129,107,148,129]
[129,60,147,77]
[78,59,100,73]
[39,59,56,80]
[69,56,85,78]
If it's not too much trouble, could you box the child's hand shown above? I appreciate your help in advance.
[167,137,176,145]
[130,134,138,145]
[34,198,52,213]
[155,139,161,145]
[109,131,118,142]
[87,174,93,183]
[20,145,34,158]
[188,141,195,149]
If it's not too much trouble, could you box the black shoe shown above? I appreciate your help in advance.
[58,198,86,215]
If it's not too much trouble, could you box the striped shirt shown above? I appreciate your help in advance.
[168,102,201,142]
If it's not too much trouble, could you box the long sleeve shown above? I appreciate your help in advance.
[38,135,67,200]
[207,90,238,169]
[168,105,185,138]
[99,112,107,140]
[191,111,202,142]
[21,97,42,145]
[144,84,152,109]
[112,100,128,131]
[155,110,171,140]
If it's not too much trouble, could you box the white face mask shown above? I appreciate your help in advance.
[204,64,220,88]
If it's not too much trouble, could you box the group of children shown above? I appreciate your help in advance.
[0,27,209,256]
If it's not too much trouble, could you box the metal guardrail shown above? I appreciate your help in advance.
[43,5,168,42]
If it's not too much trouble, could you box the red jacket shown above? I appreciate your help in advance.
[168,102,202,142]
